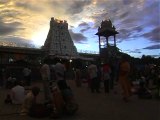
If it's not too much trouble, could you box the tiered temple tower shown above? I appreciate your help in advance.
[43,17,78,57]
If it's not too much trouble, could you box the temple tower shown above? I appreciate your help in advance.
[43,17,78,57]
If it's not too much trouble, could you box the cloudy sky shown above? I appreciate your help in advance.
[0,0,159,58]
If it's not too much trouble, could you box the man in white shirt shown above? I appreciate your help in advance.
[23,67,31,86]
[54,61,68,90]
[88,62,100,93]
[10,80,25,104]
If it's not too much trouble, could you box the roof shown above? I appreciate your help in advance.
[0,46,45,55]
[95,28,119,37]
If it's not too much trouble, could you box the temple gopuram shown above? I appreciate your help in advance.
[43,17,79,59]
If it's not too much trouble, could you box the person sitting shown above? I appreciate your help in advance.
[10,80,25,104]
[21,86,40,115]
[137,81,152,99]
[60,86,78,115]
[21,86,50,118]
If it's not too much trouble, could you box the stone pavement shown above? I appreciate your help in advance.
[0,80,159,120]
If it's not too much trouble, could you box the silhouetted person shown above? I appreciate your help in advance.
[10,80,25,104]
[102,63,111,93]
[54,60,68,90]
[118,55,132,102]
[88,61,100,93]
[40,59,51,103]
[23,66,31,86]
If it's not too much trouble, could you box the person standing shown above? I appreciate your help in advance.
[75,68,82,87]
[102,63,111,93]
[23,66,31,86]
[88,61,100,93]
[40,59,51,103]
[118,55,132,102]
[54,60,68,91]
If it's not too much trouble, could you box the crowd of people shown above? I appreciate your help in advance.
[2,58,78,118]
[79,55,160,102]
[0,55,160,118]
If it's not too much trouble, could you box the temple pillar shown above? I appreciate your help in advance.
[98,35,101,54]
[106,37,109,47]
[114,35,116,46]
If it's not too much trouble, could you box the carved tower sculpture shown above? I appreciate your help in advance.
[43,17,78,57]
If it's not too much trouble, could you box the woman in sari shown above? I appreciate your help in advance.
[118,55,132,102]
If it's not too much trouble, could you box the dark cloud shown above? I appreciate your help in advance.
[78,22,89,27]
[0,9,22,18]
[49,0,91,15]
[117,26,143,39]
[122,0,134,5]
[142,27,160,43]
[143,44,160,50]
[109,8,119,14]
[116,28,132,40]
[78,22,91,32]
[110,1,159,43]
[124,49,141,54]
[132,26,143,32]
[120,17,137,26]
[80,26,91,33]
[2,36,30,43]
[66,0,92,14]
[0,24,16,35]
[119,11,129,19]
[90,11,108,28]
[1,36,35,48]
[0,21,22,35]
[142,1,160,27]
[150,54,160,58]
[0,0,10,4]
[69,29,87,43]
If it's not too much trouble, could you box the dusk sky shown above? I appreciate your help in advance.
[0,0,159,58]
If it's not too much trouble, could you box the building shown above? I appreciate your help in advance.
[0,17,121,80]
[43,17,78,58]
[0,46,45,65]
[0,17,96,67]
[95,19,120,62]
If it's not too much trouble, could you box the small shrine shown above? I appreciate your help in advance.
[95,19,119,62]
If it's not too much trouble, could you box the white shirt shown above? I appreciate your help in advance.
[88,64,97,79]
[11,85,25,104]
[54,62,66,81]
[23,68,31,76]
[40,64,50,80]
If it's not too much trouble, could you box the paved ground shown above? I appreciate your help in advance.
[0,80,159,120]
